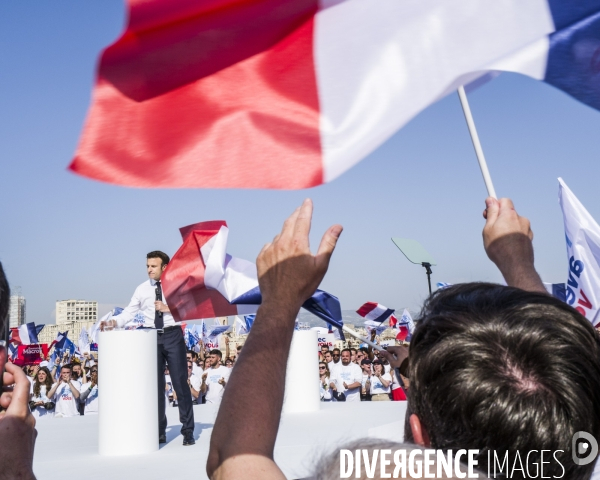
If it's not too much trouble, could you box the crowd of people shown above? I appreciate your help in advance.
[2,197,600,480]
[21,322,407,419]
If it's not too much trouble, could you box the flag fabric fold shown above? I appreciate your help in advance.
[356,302,395,324]
[71,0,600,190]
[162,221,345,335]
[558,178,600,326]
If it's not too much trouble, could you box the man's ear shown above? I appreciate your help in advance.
[409,414,431,447]
[162,263,167,271]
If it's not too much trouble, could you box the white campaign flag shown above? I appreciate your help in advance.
[78,327,90,354]
[558,178,600,326]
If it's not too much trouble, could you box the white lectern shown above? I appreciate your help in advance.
[98,329,158,456]
[282,330,320,413]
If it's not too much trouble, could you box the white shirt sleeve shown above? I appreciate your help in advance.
[113,285,143,328]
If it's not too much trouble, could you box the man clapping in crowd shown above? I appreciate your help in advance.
[47,365,80,418]
[200,349,230,405]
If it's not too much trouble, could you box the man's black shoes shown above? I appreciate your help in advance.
[159,434,167,444]
[183,431,195,446]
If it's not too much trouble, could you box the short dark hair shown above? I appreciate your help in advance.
[0,262,9,340]
[408,283,600,480]
[60,364,72,373]
[209,349,222,359]
[359,347,369,354]
[350,348,357,354]
[341,348,351,355]
[187,350,198,359]
[332,348,340,354]
[147,251,170,266]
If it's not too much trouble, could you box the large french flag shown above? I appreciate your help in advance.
[70,0,600,189]
[17,322,40,346]
[356,302,395,324]
[162,220,345,332]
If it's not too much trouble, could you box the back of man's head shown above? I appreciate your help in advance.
[408,283,600,479]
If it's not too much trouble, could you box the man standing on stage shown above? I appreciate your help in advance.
[101,251,195,446]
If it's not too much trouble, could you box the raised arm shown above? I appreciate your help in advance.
[206,199,342,479]
[483,197,546,294]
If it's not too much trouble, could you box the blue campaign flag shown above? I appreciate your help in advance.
[206,324,230,340]
[243,314,255,332]
[35,324,45,337]
[53,331,69,350]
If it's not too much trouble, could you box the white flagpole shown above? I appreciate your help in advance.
[457,86,497,199]
[342,325,386,352]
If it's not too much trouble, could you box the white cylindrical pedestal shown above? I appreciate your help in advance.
[283,330,320,414]
[98,329,158,456]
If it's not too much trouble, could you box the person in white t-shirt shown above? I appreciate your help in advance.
[200,349,231,405]
[329,348,342,375]
[29,367,55,418]
[369,360,391,401]
[187,351,203,377]
[180,360,202,404]
[332,349,362,402]
[48,365,81,417]
[79,366,99,415]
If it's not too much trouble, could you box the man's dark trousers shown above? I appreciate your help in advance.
[157,327,194,436]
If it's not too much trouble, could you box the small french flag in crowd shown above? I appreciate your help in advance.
[162,221,345,336]
[71,0,600,190]
[356,302,395,324]
[17,322,40,345]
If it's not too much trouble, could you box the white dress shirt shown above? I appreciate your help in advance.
[113,278,176,329]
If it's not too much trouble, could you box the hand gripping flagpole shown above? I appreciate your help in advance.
[457,86,497,199]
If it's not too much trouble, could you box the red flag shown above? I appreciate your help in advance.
[395,326,409,342]
[9,327,21,345]
[70,0,321,189]
[13,344,49,366]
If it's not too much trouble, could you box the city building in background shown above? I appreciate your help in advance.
[9,292,26,328]
[37,299,99,346]
[56,299,98,324]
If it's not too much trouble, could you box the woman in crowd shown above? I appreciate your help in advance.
[360,359,372,401]
[225,358,234,368]
[29,366,55,418]
[369,360,391,401]
[79,366,99,415]
[319,362,332,401]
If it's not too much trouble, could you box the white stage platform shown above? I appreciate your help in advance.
[33,402,407,480]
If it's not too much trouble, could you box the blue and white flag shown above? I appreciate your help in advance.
[235,314,255,336]
[52,331,68,350]
[559,178,600,326]
[398,309,416,335]
[436,282,452,290]
[205,324,230,341]
[17,322,39,345]
[78,328,90,354]
[364,320,388,337]
[8,343,18,360]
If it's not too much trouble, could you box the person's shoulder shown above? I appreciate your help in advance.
[136,279,152,290]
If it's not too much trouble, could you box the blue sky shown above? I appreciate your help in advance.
[2,1,600,324]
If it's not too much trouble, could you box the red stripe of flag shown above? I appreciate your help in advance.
[70,0,323,189]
